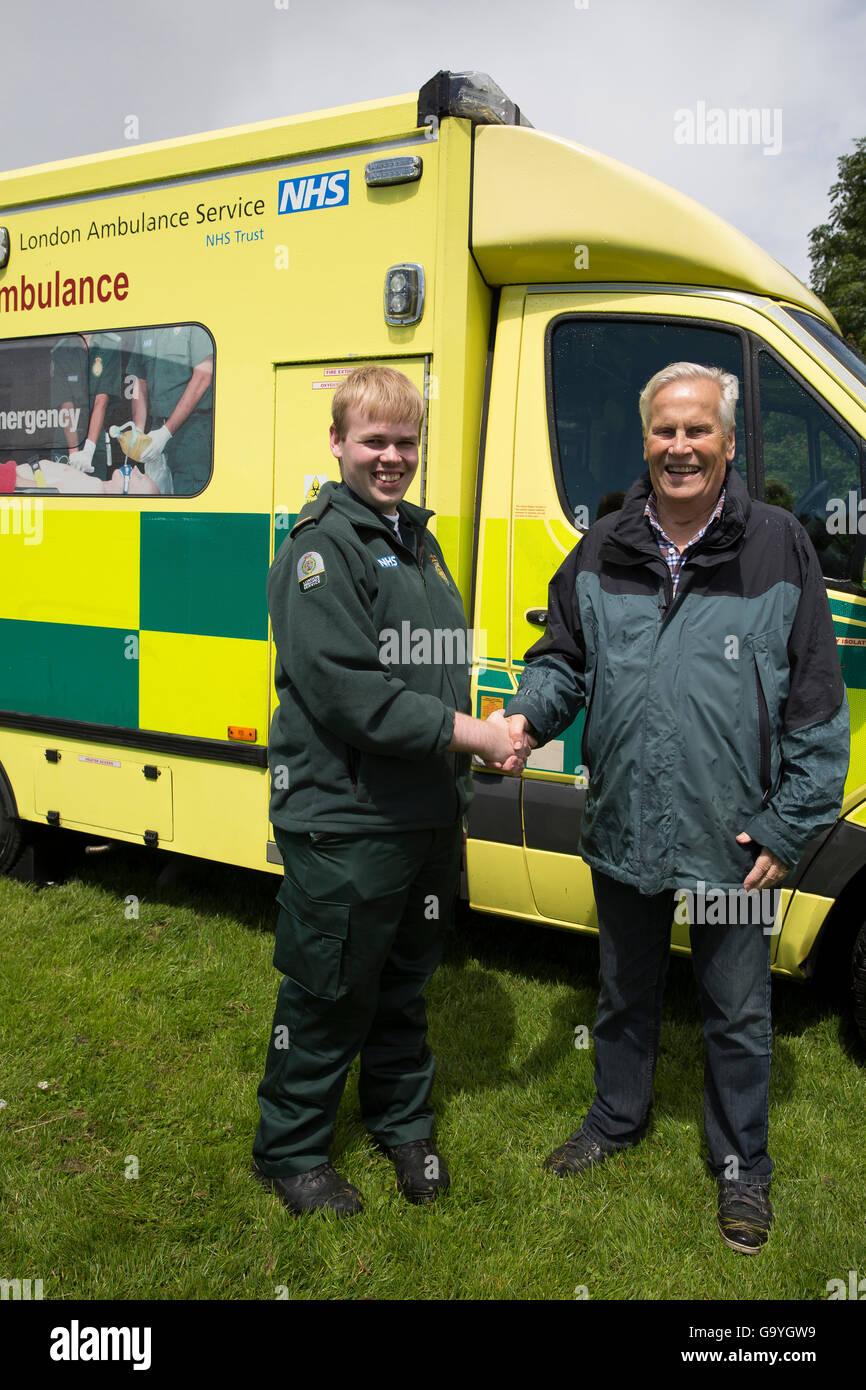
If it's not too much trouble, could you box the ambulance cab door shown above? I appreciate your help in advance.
[505,290,866,944]
[505,292,755,929]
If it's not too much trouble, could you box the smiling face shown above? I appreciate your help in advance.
[329,407,419,513]
[643,378,735,516]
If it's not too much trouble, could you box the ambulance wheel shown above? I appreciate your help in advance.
[853,921,866,1046]
[0,770,24,874]
[0,802,24,874]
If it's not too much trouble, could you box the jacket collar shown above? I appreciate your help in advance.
[601,464,751,569]
[326,481,434,534]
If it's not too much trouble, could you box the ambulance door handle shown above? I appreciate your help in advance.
[525,608,548,627]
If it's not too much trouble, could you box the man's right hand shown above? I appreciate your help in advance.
[480,710,537,772]
[68,439,96,473]
[449,710,529,772]
[140,424,172,466]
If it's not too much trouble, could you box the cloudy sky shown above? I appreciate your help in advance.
[3,0,865,284]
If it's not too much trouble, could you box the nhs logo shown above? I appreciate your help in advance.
[278,169,349,214]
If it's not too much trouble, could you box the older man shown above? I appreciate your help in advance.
[501,362,849,1253]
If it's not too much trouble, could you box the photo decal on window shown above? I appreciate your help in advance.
[0,323,214,497]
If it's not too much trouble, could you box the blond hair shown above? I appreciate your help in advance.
[331,365,424,438]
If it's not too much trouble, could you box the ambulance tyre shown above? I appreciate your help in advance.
[852,920,866,1046]
[0,769,25,875]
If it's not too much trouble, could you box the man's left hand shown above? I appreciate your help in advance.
[736,831,789,891]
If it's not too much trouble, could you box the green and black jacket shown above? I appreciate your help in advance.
[267,482,471,833]
[506,466,850,893]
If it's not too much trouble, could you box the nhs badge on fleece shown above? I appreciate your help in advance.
[277,170,349,214]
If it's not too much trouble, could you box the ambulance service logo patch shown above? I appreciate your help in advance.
[297,550,326,593]
[431,554,450,586]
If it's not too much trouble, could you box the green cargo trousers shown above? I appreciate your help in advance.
[253,820,462,1176]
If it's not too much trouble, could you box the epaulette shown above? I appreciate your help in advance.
[290,487,334,536]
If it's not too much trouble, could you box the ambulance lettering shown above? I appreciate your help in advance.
[278,170,349,215]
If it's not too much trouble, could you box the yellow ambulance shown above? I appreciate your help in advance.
[1,71,864,1034]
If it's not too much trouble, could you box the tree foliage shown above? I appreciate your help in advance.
[809,137,866,355]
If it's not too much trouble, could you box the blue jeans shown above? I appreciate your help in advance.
[580,869,773,1185]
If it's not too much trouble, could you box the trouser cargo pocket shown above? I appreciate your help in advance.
[273,877,350,1000]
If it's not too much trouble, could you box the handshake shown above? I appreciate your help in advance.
[450,709,537,775]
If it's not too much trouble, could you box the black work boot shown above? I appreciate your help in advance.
[251,1160,363,1216]
[380,1139,450,1204]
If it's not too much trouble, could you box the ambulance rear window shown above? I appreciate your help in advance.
[0,322,214,498]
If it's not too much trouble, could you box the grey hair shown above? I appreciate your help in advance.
[639,362,739,437]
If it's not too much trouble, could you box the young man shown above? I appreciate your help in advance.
[253,365,520,1216]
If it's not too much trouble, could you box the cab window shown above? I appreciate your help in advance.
[547,317,746,526]
[758,351,863,584]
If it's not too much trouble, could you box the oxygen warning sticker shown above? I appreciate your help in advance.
[297,550,326,592]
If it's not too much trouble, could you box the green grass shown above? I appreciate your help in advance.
[0,839,864,1302]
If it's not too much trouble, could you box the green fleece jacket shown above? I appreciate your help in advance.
[267,482,472,832]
